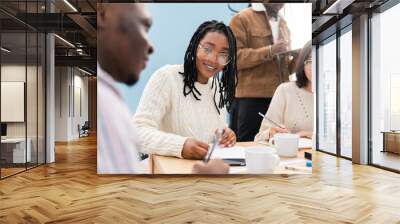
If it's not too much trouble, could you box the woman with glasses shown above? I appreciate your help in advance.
[255,41,313,141]
[133,20,238,159]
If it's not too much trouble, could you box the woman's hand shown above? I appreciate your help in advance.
[219,127,236,147]
[268,126,289,140]
[296,131,313,139]
[182,138,209,160]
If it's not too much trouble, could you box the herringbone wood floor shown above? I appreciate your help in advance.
[1,135,400,223]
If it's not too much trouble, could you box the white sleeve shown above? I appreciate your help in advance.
[133,67,188,158]
[255,84,287,141]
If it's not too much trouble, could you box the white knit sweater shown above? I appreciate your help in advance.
[133,64,228,158]
[255,82,314,141]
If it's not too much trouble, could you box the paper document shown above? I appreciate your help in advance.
[210,145,246,159]
[279,159,305,166]
[299,138,312,149]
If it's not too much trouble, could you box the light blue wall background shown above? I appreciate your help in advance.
[117,3,248,113]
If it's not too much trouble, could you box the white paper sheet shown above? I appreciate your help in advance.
[210,145,246,159]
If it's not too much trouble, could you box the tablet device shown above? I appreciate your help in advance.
[223,159,246,166]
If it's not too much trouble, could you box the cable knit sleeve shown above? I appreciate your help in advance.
[133,66,188,158]
[255,83,287,142]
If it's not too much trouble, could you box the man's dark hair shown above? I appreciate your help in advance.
[179,20,238,114]
[295,40,312,88]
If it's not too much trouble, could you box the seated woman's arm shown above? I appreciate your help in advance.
[133,67,188,158]
[296,130,313,139]
[255,84,287,142]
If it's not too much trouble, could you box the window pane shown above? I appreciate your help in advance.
[38,32,45,165]
[27,31,38,169]
[340,29,352,158]
[26,0,39,170]
[318,36,337,154]
[371,3,400,171]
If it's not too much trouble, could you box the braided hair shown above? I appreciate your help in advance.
[179,20,238,114]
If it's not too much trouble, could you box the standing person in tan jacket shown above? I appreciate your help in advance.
[229,3,298,141]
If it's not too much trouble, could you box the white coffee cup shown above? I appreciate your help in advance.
[245,146,280,174]
[269,133,299,157]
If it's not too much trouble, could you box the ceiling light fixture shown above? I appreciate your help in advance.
[54,34,75,48]
[63,0,78,12]
[323,0,355,14]
[78,67,92,76]
[1,47,11,53]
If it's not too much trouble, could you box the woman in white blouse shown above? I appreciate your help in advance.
[255,41,313,142]
[133,20,238,159]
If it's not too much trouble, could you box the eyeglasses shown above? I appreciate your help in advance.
[304,59,312,65]
[198,43,231,66]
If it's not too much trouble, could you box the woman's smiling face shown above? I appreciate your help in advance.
[195,31,230,83]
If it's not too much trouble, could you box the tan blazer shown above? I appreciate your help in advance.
[230,8,297,98]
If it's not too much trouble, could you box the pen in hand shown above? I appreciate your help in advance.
[203,129,224,163]
[203,139,216,163]
[258,112,286,130]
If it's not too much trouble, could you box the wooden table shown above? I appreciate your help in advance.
[149,142,312,174]
[381,131,400,154]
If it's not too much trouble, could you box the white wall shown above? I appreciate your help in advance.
[55,66,70,141]
[54,66,89,141]
[71,73,89,138]
[1,65,26,81]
